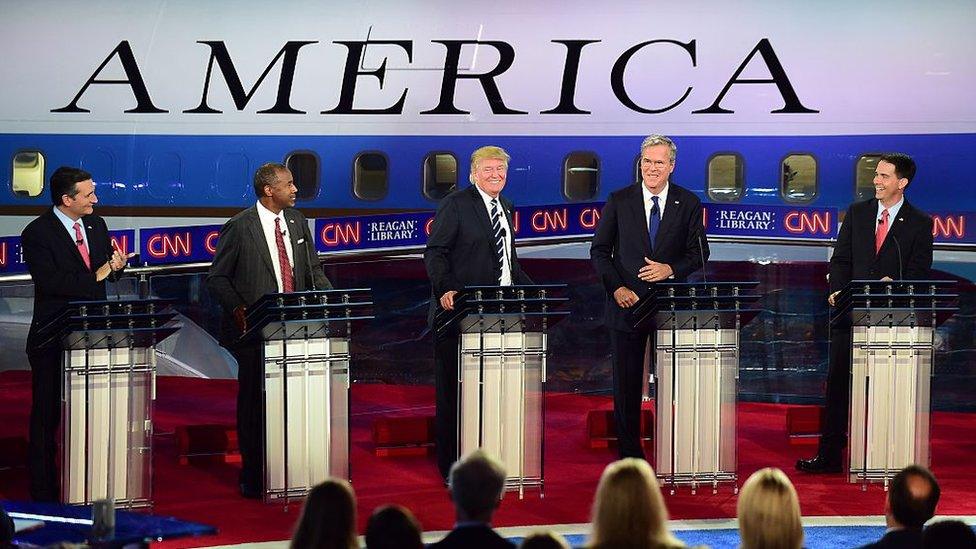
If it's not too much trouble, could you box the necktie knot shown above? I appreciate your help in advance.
[73,222,82,241]
[651,196,659,207]
[881,209,889,223]
[875,209,890,255]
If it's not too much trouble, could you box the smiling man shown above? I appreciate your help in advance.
[207,162,331,497]
[797,153,933,474]
[21,166,130,501]
[590,134,709,460]
[424,146,534,479]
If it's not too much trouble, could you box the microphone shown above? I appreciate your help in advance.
[891,234,903,281]
[499,227,512,284]
[697,233,709,285]
[303,235,318,292]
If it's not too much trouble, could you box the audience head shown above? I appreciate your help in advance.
[290,478,358,549]
[519,530,570,549]
[922,519,976,548]
[886,464,940,529]
[448,449,507,523]
[365,504,422,549]
[737,467,803,549]
[590,458,684,549]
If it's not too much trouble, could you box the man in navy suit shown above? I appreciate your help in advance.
[859,465,940,549]
[424,146,533,479]
[797,153,933,473]
[21,166,130,501]
[590,134,709,460]
[430,450,515,549]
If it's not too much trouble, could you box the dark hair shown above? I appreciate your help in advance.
[923,520,976,548]
[254,162,288,198]
[364,505,422,549]
[449,450,506,520]
[890,465,940,529]
[519,530,570,549]
[290,479,357,549]
[49,166,92,206]
[879,153,917,185]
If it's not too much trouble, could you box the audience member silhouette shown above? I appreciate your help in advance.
[519,529,570,549]
[365,504,423,549]
[859,464,940,549]
[589,458,686,549]
[430,449,514,548]
[290,479,358,549]
[922,519,976,548]
[737,467,803,549]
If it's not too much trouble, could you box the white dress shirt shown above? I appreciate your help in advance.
[256,201,294,293]
[474,186,513,286]
[877,196,904,225]
[642,182,670,231]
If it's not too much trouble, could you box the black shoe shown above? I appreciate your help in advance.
[239,483,263,499]
[795,455,842,474]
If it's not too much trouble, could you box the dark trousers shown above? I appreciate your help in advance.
[610,329,650,460]
[28,346,63,501]
[818,326,853,462]
[434,332,460,479]
[230,342,264,491]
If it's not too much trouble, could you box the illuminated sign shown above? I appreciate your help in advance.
[139,224,221,265]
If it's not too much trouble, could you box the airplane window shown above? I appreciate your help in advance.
[423,153,457,200]
[285,151,320,200]
[707,154,744,202]
[354,152,388,201]
[564,151,599,201]
[634,154,642,184]
[855,155,881,202]
[12,151,45,198]
[781,154,817,203]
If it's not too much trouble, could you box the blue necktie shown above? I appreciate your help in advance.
[648,195,660,253]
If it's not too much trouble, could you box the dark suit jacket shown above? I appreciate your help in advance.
[428,524,515,549]
[830,198,933,294]
[590,182,709,332]
[858,527,923,549]
[206,205,332,344]
[21,208,113,351]
[423,185,533,325]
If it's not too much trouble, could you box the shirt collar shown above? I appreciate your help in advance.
[642,181,669,204]
[53,206,82,233]
[474,184,501,209]
[256,200,286,227]
[877,197,904,221]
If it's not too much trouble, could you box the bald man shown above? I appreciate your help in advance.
[859,464,940,549]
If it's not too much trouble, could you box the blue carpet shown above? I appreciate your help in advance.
[513,525,891,548]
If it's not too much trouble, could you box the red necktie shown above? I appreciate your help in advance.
[875,209,889,255]
[73,222,91,270]
[274,218,294,293]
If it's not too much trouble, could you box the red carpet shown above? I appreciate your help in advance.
[1,371,974,547]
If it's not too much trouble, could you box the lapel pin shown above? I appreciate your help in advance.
[898,218,904,222]
[289,219,295,223]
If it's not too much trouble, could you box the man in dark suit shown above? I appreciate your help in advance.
[430,450,515,549]
[859,464,939,549]
[590,134,709,460]
[424,145,533,479]
[21,166,130,501]
[798,153,933,473]
[207,162,332,498]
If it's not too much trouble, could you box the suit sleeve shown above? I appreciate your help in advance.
[670,197,708,281]
[904,214,934,280]
[424,197,463,298]
[303,221,333,290]
[22,223,103,300]
[206,219,247,313]
[829,205,855,294]
[590,194,626,295]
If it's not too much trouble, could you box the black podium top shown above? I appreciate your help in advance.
[830,279,958,328]
[628,281,762,331]
[239,288,374,342]
[433,284,569,336]
[36,298,179,350]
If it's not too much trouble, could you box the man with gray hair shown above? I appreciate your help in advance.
[591,134,709,460]
[430,450,515,548]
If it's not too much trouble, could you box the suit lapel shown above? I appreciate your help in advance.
[285,210,303,281]
[654,185,682,251]
[47,209,91,271]
[468,186,495,240]
[246,208,276,278]
[881,201,911,254]
[626,185,652,256]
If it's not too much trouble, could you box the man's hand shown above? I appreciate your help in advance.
[638,257,673,283]
[828,291,841,307]
[613,287,640,308]
[233,306,248,333]
[439,290,459,311]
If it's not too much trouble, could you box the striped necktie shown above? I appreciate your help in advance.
[490,198,505,283]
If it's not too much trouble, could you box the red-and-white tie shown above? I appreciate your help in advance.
[274,218,294,293]
[73,222,91,270]
[875,209,889,255]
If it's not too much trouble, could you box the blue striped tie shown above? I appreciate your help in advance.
[490,198,505,283]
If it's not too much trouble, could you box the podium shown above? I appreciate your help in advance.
[630,282,760,494]
[831,280,957,486]
[37,299,179,507]
[241,289,372,502]
[434,285,567,497]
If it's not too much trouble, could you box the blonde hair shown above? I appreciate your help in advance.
[737,468,803,549]
[469,145,511,184]
[590,458,685,549]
